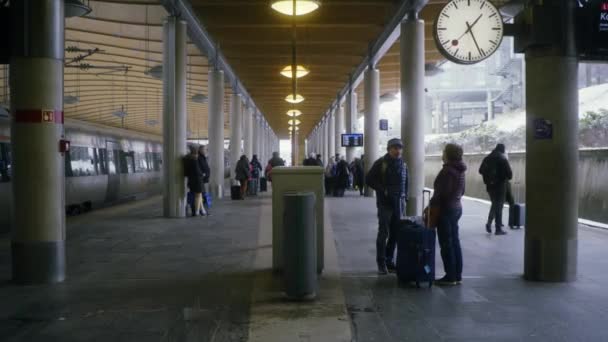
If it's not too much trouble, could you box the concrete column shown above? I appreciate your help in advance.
[244,105,253,159]
[162,16,188,218]
[401,17,425,216]
[335,104,345,158]
[252,112,259,158]
[10,0,66,283]
[323,118,329,165]
[208,68,225,198]
[345,91,357,162]
[487,90,494,121]
[261,121,267,162]
[229,94,242,179]
[328,111,335,159]
[524,2,578,282]
[364,67,380,197]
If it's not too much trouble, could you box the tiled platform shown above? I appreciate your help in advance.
[1,191,607,341]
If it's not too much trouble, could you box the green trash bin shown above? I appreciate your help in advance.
[283,191,317,300]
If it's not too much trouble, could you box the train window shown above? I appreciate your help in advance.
[152,152,162,172]
[97,148,108,175]
[134,152,148,173]
[107,149,117,175]
[119,151,135,174]
[0,143,11,182]
[69,146,96,177]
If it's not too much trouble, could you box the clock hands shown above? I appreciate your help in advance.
[456,13,483,41]
[466,21,484,57]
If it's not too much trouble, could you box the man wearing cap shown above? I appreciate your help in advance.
[366,138,409,275]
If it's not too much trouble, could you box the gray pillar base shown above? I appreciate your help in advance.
[12,241,66,284]
[524,237,578,282]
[211,185,224,200]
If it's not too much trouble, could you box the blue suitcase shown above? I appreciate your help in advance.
[396,190,436,288]
[396,219,436,288]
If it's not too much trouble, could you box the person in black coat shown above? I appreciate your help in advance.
[353,157,365,196]
[235,155,251,199]
[333,156,350,197]
[198,145,211,214]
[479,143,513,235]
[185,145,205,217]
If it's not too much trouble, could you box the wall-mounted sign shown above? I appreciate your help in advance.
[341,134,364,147]
[533,118,553,140]
[379,119,389,131]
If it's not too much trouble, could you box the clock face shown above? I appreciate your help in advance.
[434,0,504,65]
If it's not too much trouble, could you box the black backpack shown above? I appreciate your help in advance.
[479,156,498,186]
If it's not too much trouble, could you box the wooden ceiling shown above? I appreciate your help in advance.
[0,0,508,140]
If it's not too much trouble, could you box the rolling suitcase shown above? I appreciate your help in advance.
[231,180,241,200]
[396,190,436,288]
[259,178,267,192]
[509,203,525,229]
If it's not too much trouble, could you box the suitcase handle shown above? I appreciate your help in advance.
[422,189,432,228]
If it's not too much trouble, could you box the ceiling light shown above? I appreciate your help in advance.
[271,0,320,16]
[145,119,159,126]
[65,0,92,18]
[288,126,300,131]
[112,108,127,118]
[64,95,80,105]
[285,94,304,104]
[191,93,208,104]
[288,119,301,125]
[286,109,302,117]
[145,65,163,80]
[281,65,309,78]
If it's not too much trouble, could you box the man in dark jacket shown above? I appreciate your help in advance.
[185,145,204,217]
[353,157,365,196]
[235,155,251,200]
[198,145,211,214]
[303,153,318,166]
[479,143,512,235]
[365,138,408,275]
[316,154,324,167]
[334,155,350,197]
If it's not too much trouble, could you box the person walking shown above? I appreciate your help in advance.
[184,145,205,217]
[235,155,251,200]
[479,143,512,235]
[324,156,336,196]
[365,138,408,275]
[353,157,365,196]
[265,151,285,182]
[334,155,350,197]
[315,154,324,167]
[198,145,210,215]
[250,154,263,195]
[303,153,318,166]
[430,144,467,286]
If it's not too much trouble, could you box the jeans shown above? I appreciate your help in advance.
[487,182,507,227]
[437,207,463,281]
[376,201,400,267]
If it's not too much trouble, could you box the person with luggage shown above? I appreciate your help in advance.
[334,155,350,197]
[265,151,285,182]
[479,143,512,235]
[235,155,251,200]
[365,138,408,275]
[198,145,210,215]
[184,145,205,217]
[429,143,467,286]
[249,154,263,195]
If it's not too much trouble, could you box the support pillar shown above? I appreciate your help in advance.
[524,2,578,282]
[162,16,188,218]
[323,117,329,165]
[244,105,253,159]
[252,112,259,158]
[335,103,345,158]
[401,16,425,216]
[364,67,380,197]
[487,90,495,121]
[229,94,242,179]
[208,68,225,198]
[345,91,357,162]
[328,111,335,160]
[10,0,66,283]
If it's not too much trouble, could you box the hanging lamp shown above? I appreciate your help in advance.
[286,109,302,117]
[288,119,301,126]
[271,0,320,16]
[280,65,309,78]
[65,0,92,18]
[285,94,304,104]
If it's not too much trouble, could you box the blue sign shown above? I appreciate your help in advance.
[379,119,389,131]
[534,119,553,140]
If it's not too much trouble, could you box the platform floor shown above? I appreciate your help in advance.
[1,191,608,341]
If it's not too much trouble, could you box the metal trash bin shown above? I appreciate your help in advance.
[283,191,317,300]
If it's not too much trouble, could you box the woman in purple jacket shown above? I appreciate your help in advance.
[430,143,467,286]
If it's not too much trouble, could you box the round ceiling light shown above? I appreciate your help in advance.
[286,109,302,117]
[65,0,92,18]
[288,126,300,131]
[271,0,320,16]
[280,65,309,79]
[288,119,301,126]
[285,94,304,104]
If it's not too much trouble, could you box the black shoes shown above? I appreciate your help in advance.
[378,265,388,275]
[495,227,507,235]
[386,262,397,274]
[485,223,492,233]
[435,276,459,286]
